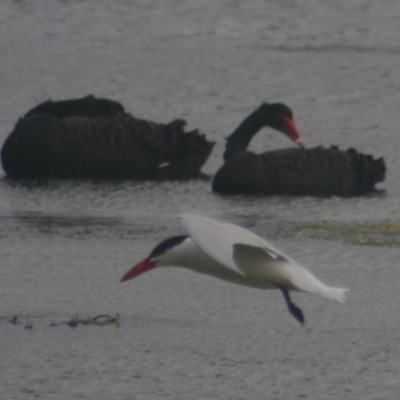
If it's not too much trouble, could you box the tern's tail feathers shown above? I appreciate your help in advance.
[321,287,349,303]
[289,264,349,303]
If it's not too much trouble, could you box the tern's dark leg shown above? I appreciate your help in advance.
[279,286,305,326]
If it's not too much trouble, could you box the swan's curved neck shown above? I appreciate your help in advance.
[223,109,266,161]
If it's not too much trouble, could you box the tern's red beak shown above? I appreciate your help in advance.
[281,116,306,148]
[120,259,158,283]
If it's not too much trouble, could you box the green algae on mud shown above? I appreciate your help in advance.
[268,45,400,54]
[0,313,121,329]
[283,221,400,247]
[66,313,121,328]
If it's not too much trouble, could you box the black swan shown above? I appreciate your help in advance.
[22,95,125,119]
[212,103,386,196]
[1,96,214,180]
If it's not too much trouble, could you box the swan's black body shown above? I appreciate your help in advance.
[1,96,214,180]
[22,95,125,119]
[212,103,386,196]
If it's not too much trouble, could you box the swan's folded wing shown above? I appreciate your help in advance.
[181,214,290,276]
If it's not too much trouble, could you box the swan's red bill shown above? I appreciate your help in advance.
[120,259,158,282]
[281,116,305,148]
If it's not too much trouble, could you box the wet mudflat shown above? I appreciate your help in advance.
[1,1,400,399]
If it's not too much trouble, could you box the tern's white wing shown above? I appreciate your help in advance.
[181,214,289,276]
[182,214,348,301]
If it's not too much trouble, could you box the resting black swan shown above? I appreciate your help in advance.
[1,96,214,180]
[22,95,125,119]
[212,103,386,196]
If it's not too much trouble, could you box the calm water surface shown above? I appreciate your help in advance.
[1,1,400,399]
